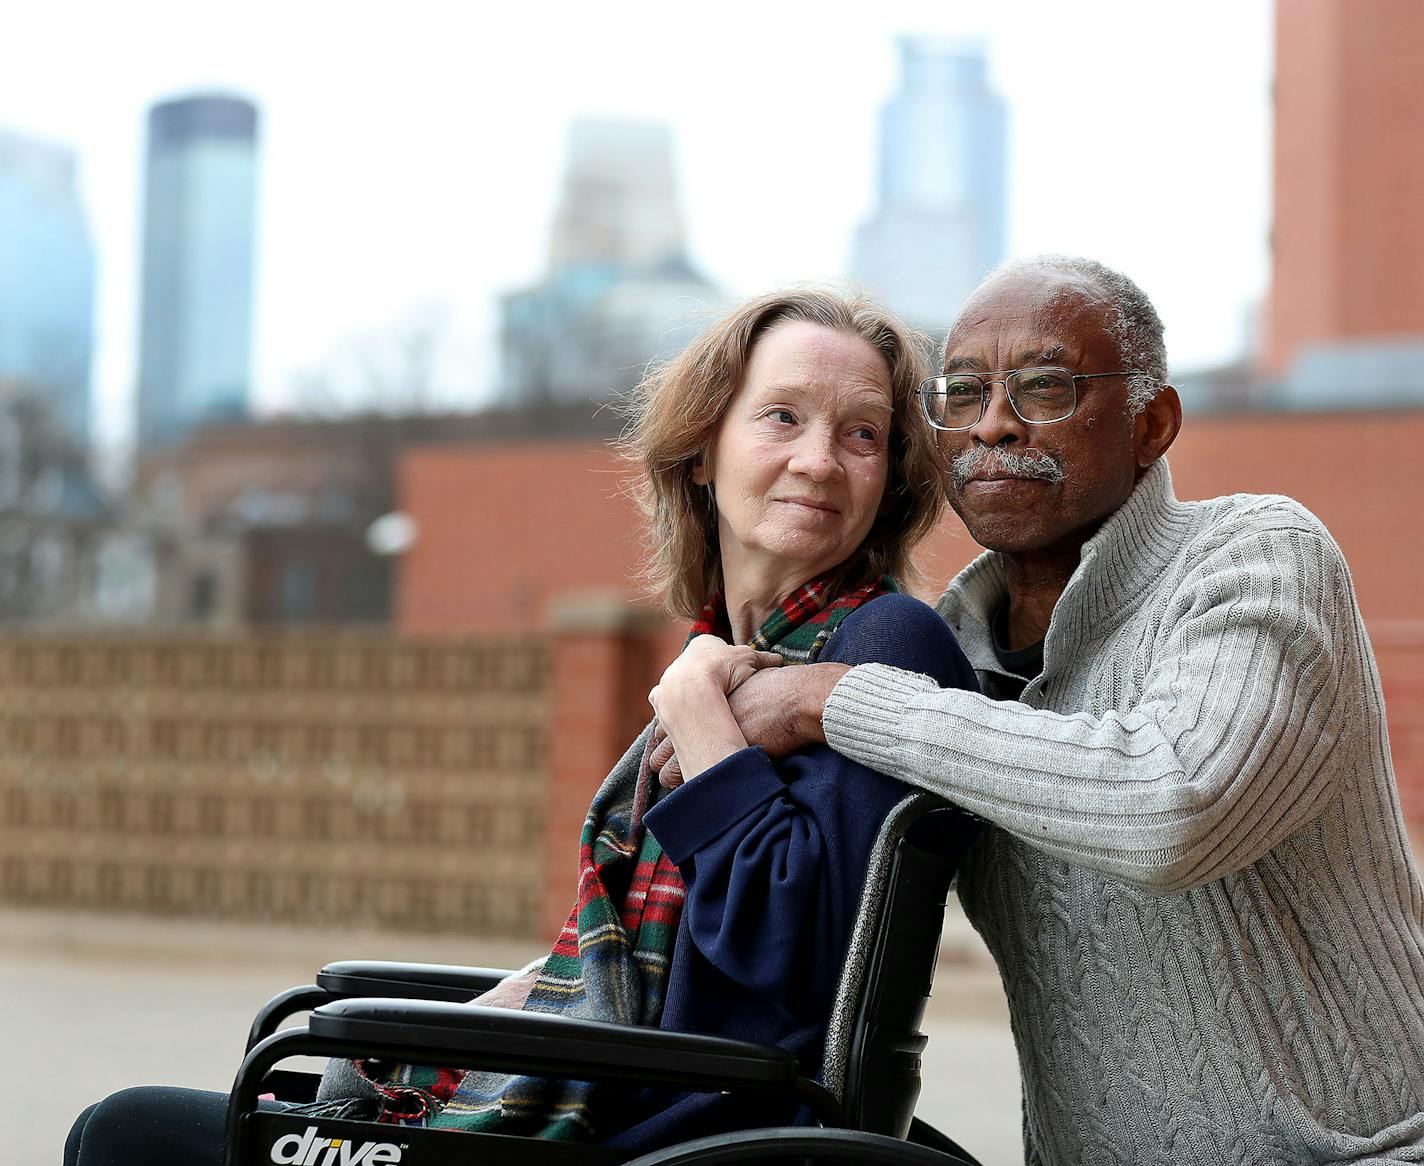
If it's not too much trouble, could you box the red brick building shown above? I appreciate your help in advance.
[397,411,1424,630]
[1265,0,1424,374]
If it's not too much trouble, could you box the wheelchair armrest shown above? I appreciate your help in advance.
[316,960,518,1002]
[309,997,801,1091]
[246,985,337,1053]
[246,963,523,1054]
[234,998,845,1139]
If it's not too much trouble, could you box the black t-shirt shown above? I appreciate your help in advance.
[987,601,1044,701]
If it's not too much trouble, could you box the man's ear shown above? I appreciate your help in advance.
[1135,385,1182,468]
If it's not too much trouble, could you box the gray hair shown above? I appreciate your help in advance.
[985,255,1168,414]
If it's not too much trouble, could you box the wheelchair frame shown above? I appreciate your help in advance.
[225,794,986,1166]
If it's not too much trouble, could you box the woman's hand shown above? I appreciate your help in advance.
[648,636,781,784]
[652,660,848,789]
[471,968,539,1010]
[655,635,783,699]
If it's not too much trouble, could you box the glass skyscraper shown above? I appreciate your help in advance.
[852,38,1008,336]
[136,94,259,448]
[0,130,95,448]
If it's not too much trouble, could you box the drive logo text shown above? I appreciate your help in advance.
[269,1125,403,1165]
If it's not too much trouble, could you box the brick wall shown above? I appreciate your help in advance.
[396,442,648,635]
[0,633,552,935]
[4,612,1420,943]
[1376,623,1424,819]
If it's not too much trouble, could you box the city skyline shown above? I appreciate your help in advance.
[136,93,259,448]
[852,37,1008,336]
[0,128,94,448]
[499,118,724,406]
[1,0,1273,460]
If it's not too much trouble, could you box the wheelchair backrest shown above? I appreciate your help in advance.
[819,792,979,1137]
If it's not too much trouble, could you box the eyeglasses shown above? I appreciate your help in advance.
[917,367,1148,431]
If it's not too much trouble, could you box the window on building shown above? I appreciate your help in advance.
[190,571,217,620]
[279,562,316,622]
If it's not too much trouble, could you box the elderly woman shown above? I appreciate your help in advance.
[64,288,979,1163]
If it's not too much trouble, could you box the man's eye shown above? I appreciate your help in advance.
[1017,371,1073,395]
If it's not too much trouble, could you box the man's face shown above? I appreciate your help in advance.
[938,272,1144,557]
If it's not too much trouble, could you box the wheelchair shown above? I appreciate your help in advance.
[227,793,989,1165]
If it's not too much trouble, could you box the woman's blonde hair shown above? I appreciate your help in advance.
[621,287,946,620]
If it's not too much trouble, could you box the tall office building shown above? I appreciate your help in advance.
[136,94,259,448]
[1264,0,1424,406]
[0,130,95,448]
[500,119,723,405]
[852,38,1008,336]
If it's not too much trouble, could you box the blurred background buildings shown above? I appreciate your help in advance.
[0,0,1421,944]
[852,38,1008,338]
[135,94,259,450]
[1263,0,1424,408]
[499,118,725,406]
[0,129,94,448]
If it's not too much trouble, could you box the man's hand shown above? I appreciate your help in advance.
[649,635,783,706]
[653,661,851,789]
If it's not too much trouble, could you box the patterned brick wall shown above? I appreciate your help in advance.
[0,634,550,934]
[9,614,1415,942]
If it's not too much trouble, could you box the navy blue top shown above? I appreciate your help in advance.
[603,592,980,1149]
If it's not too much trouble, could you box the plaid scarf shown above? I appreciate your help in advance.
[346,572,894,1139]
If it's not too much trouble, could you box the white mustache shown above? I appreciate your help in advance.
[951,446,1066,488]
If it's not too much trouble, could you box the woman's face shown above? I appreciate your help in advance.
[694,320,894,590]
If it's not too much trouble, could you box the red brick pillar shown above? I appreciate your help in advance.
[542,595,666,940]
[1375,621,1424,853]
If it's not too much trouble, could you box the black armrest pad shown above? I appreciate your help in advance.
[316,961,518,1003]
[309,998,797,1088]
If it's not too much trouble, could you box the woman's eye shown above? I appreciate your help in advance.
[850,426,880,443]
[767,409,796,425]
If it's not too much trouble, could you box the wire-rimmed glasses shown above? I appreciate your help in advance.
[918,367,1147,431]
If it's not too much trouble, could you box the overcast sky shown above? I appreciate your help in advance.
[1,0,1273,454]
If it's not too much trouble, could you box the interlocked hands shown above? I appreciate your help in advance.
[648,639,850,789]
[646,636,782,787]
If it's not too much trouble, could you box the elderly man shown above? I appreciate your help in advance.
[675,256,1424,1164]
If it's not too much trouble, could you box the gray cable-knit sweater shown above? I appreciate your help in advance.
[823,459,1424,1165]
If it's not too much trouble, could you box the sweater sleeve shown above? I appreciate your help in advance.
[643,594,975,1023]
[823,519,1355,893]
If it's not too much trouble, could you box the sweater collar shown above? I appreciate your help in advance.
[939,458,1188,671]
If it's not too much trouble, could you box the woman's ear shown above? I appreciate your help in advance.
[691,456,711,487]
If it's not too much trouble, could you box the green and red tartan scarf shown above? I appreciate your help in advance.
[347,571,895,1140]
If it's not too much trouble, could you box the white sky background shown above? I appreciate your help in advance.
[0,0,1273,460]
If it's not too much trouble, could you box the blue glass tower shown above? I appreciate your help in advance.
[852,39,1008,335]
[136,94,259,448]
[0,130,95,448]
